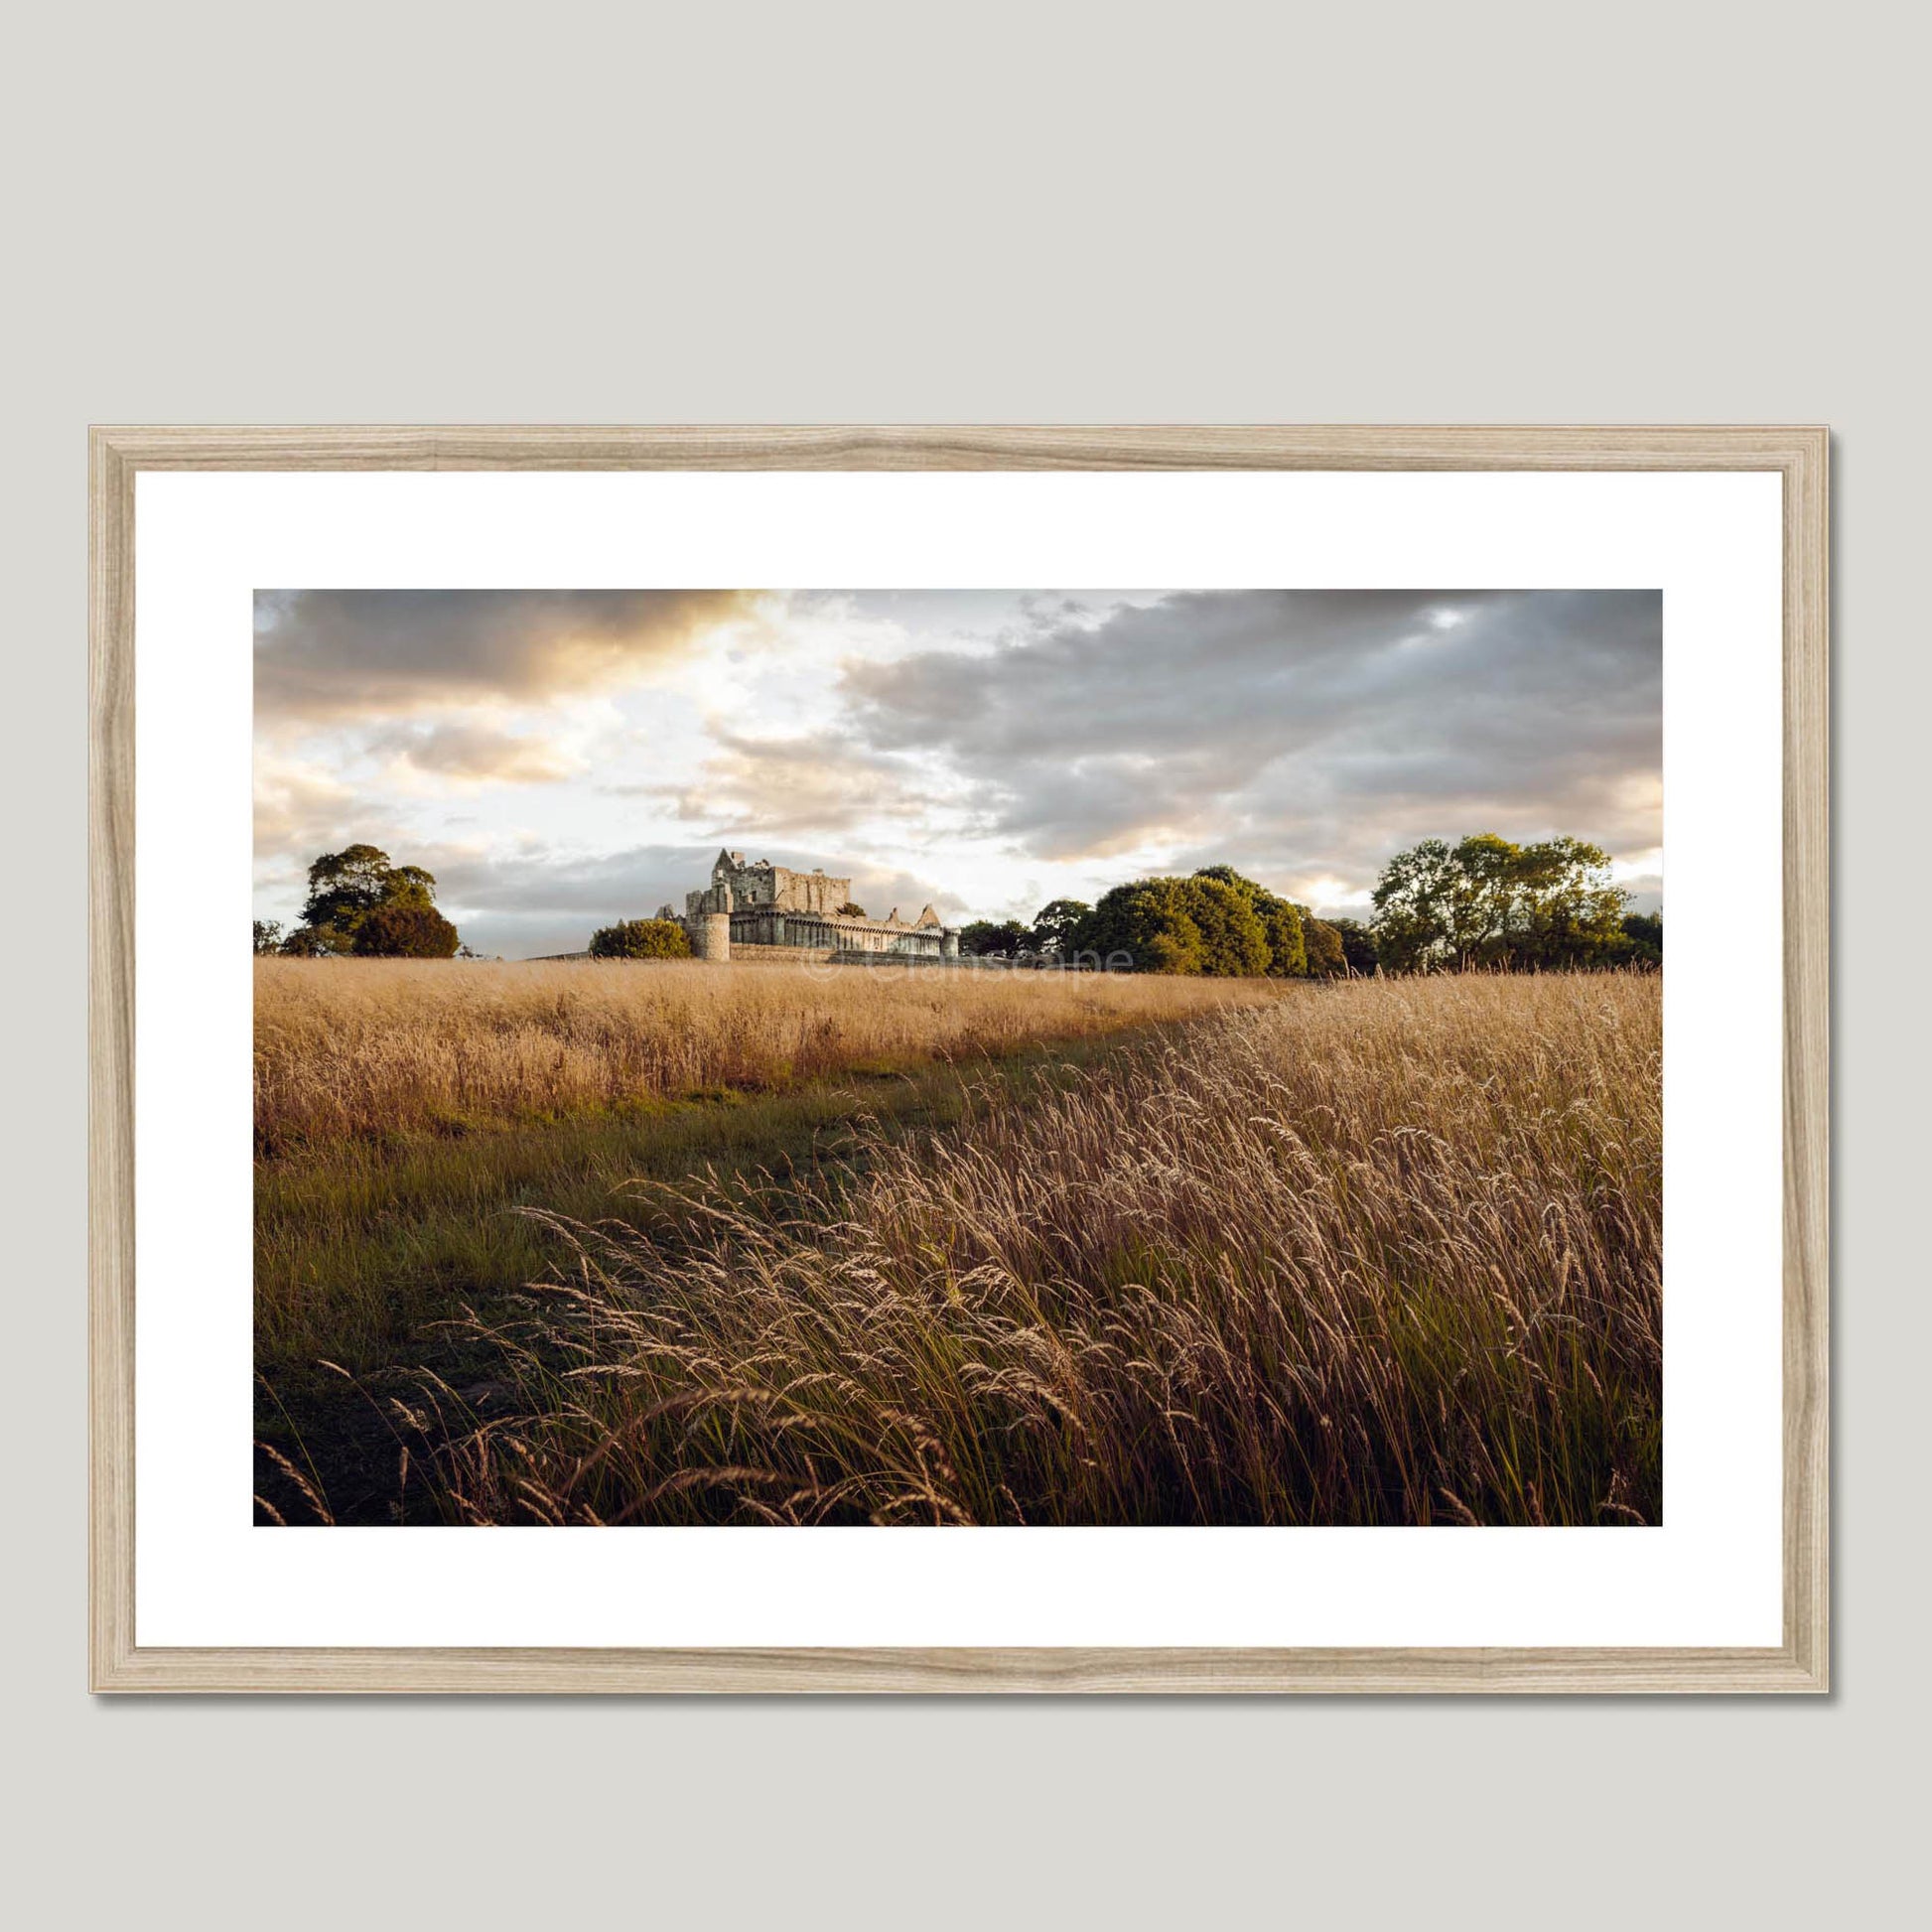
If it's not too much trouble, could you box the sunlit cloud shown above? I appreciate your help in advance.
[659,728,933,837]
[255,588,767,722]
[361,718,585,788]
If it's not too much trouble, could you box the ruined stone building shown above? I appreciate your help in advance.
[668,850,958,963]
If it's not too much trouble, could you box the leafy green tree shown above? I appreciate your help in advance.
[298,844,397,933]
[279,844,462,956]
[1369,838,1462,972]
[1192,867,1305,977]
[277,924,343,957]
[1507,836,1632,969]
[1072,875,1270,976]
[1619,910,1663,964]
[958,918,1030,958]
[1069,883,1201,974]
[251,919,284,955]
[1182,877,1272,976]
[351,902,462,958]
[588,917,693,960]
[1258,900,1308,978]
[1300,912,1346,979]
[836,900,868,918]
[1029,897,1092,958]
[1326,917,1379,976]
[1371,833,1629,971]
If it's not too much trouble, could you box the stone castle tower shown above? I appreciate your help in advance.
[686,872,734,961]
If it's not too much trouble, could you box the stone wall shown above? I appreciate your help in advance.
[732,906,948,956]
[828,949,959,967]
[715,855,850,917]
[727,942,839,964]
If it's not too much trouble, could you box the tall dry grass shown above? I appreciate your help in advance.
[405,974,1661,1527]
[255,957,1285,1154]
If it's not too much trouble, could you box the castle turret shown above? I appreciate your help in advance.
[685,877,733,962]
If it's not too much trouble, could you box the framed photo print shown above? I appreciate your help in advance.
[90,425,1827,1692]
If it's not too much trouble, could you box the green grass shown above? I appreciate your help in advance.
[254,1034,1144,1522]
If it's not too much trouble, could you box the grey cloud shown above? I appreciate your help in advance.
[1621,879,1664,917]
[255,588,757,721]
[841,589,1660,895]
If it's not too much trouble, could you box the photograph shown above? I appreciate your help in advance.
[251,584,1665,1530]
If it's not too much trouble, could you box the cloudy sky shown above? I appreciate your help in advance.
[254,587,1662,959]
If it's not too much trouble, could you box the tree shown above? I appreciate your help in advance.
[836,900,868,918]
[1029,897,1092,958]
[1070,875,1270,976]
[1370,833,1629,972]
[298,844,398,933]
[1192,867,1305,977]
[351,901,462,958]
[1181,877,1273,976]
[252,919,284,955]
[1258,899,1309,978]
[1507,836,1632,969]
[1301,913,1346,979]
[277,924,342,957]
[958,917,1030,958]
[1620,910,1663,965]
[1326,917,1379,976]
[588,917,692,960]
[1368,838,1464,973]
[278,844,462,956]
[1068,883,1202,974]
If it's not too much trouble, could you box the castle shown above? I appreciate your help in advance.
[666,851,959,963]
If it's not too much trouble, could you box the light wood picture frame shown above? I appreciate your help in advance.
[90,424,1829,1694]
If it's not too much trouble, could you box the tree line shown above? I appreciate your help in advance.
[1370,834,1657,971]
[959,871,1360,978]
[959,834,1659,977]
[258,833,1661,975]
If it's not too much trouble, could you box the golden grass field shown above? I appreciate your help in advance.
[255,963,1661,1529]
[254,956,1284,1153]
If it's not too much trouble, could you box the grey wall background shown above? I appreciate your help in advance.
[5,2,1922,1924]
